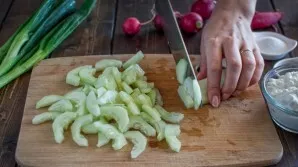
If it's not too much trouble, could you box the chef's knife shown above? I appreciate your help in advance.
[155,0,197,80]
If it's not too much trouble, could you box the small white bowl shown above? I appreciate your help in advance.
[254,32,297,60]
[274,57,298,68]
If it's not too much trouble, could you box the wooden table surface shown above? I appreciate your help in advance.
[0,0,297,167]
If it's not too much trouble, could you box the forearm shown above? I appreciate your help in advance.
[213,0,257,20]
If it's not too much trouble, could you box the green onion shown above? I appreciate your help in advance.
[0,0,97,89]
[0,0,59,76]
[17,0,76,66]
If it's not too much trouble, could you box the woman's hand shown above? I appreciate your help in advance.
[198,0,264,107]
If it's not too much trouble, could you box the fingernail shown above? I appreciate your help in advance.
[232,91,241,96]
[222,93,230,100]
[211,96,219,108]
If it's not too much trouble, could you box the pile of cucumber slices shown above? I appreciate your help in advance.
[33,51,187,158]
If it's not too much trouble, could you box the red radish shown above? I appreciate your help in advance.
[179,12,203,33]
[153,11,182,31]
[122,17,141,36]
[191,0,215,20]
[251,12,283,30]
[153,15,163,31]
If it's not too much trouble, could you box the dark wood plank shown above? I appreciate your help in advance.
[269,1,298,167]
[258,1,298,167]
[0,0,117,166]
[0,0,14,30]
[112,0,170,54]
[0,0,44,166]
[51,0,117,57]
[272,0,298,57]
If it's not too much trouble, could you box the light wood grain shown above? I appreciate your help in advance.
[15,54,283,167]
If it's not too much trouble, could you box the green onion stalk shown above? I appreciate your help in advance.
[0,0,97,88]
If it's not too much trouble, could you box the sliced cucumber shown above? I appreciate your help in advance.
[100,106,129,132]
[95,59,122,71]
[142,105,161,121]
[97,90,118,105]
[122,69,137,85]
[140,112,163,140]
[154,88,163,106]
[119,91,134,104]
[176,59,188,84]
[165,124,181,152]
[137,94,153,107]
[95,74,117,90]
[124,131,147,158]
[96,87,107,98]
[177,86,194,109]
[66,65,92,86]
[127,101,141,115]
[133,80,148,90]
[183,77,194,98]
[64,91,86,105]
[52,112,77,144]
[36,95,64,109]
[138,75,147,81]
[155,105,184,124]
[140,87,152,94]
[97,132,111,147]
[86,91,101,117]
[147,89,156,106]
[141,112,166,141]
[64,91,87,115]
[198,70,226,105]
[126,116,156,137]
[131,88,141,99]
[32,112,60,125]
[156,120,167,141]
[112,132,127,150]
[197,79,208,105]
[123,51,144,69]
[122,82,133,94]
[112,67,122,89]
[48,99,73,112]
[71,114,93,146]
[133,64,145,77]
[82,123,98,134]
[102,66,114,76]
[82,84,97,95]
[93,121,127,150]
[78,67,97,86]
[192,79,202,110]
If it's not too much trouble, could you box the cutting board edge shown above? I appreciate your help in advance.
[14,149,284,167]
[33,54,201,65]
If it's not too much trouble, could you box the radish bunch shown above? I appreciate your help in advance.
[122,0,283,36]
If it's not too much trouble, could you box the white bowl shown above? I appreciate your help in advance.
[254,31,297,60]
[274,57,298,68]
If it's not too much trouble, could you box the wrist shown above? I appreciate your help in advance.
[213,0,256,21]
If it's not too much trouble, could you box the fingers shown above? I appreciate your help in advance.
[249,46,265,86]
[206,38,222,107]
[197,38,207,80]
[221,37,242,100]
[235,48,256,94]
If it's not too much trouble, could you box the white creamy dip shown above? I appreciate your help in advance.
[267,71,298,112]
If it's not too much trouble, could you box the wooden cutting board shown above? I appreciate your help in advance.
[16,54,283,167]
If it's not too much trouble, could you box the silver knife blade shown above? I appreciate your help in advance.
[155,0,197,80]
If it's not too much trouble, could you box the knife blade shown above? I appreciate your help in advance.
[155,0,197,80]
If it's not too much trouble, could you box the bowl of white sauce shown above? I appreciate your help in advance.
[261,65,298,133]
